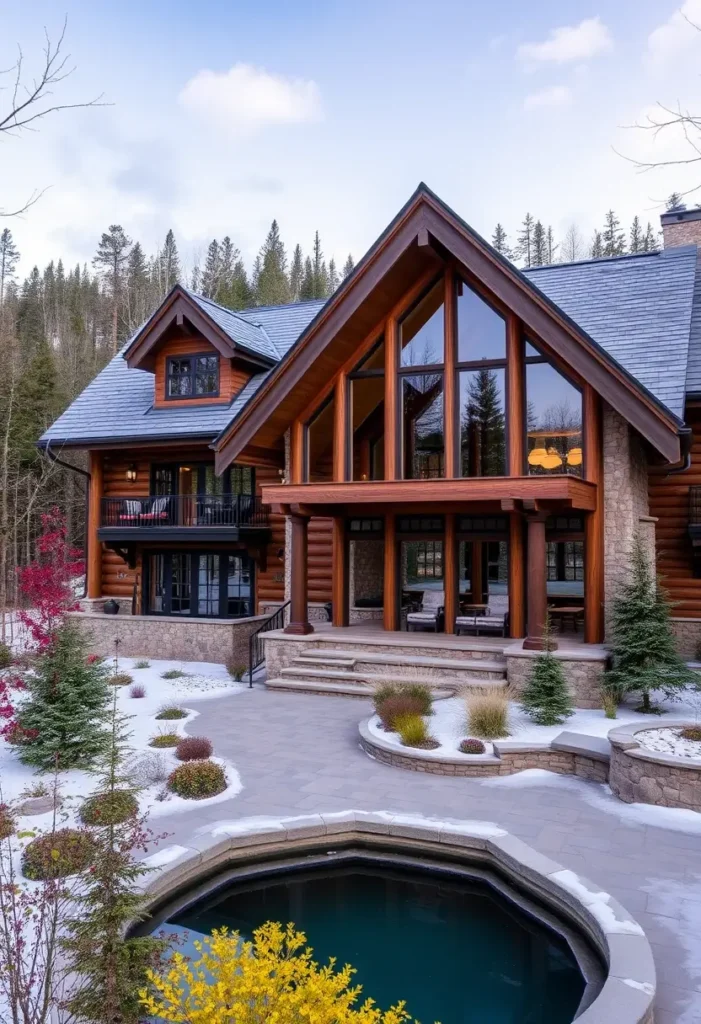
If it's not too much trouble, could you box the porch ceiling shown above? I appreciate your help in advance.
[262,476,597,513]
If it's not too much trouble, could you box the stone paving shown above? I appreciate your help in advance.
[155,686,701,1023]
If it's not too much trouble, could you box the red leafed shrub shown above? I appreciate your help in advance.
[167,760,226,799]
[175,736,213,761]
[21,829,96,880]
[0,804,15,840]
[459,737,486,755]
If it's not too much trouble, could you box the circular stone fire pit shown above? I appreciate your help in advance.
[609,719,701,810]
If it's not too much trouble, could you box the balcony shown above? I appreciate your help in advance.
[98,494,270,543]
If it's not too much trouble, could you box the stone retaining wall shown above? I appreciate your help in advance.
[504,644,608,710]
[671,617,701,660]
[68,611,267,666]
[609,720,701,810]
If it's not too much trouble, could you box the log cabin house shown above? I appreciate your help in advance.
[39,186,701,678]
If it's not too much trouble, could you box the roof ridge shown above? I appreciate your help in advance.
[239,297,328,315]
[524,250,667,273]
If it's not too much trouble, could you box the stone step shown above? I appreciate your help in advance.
[279,665,506,689]
[300,641,506,662]
[265,677,376,698]
[297,648,506,680]
[294,656,358,670]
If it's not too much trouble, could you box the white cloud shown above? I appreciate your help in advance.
[523,85,573,110]
[178,63,322,133]
[518,17,613,65]
[648,0,701,64]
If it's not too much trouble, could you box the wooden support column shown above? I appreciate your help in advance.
[383,513,398,631]
[384,314,399,480]
[506,314,525,476]
[443,269,458,477]
[508,512,525,638]
[331,516,349,627]
[290,420,304,484]
[87,450,103,600]
[523,512,555,650]
[284,513,314,634]
[444,513,457,634]
[333,374,348,482]
[584,386,604,643]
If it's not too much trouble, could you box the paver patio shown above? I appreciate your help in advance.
[155,686,701,1023]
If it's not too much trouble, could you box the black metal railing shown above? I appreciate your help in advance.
[248,600,290,687]
[100,494,269,529]
[690,487,701,526]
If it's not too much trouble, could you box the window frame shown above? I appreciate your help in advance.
[166,352,220,400]
[524,339,584,478]
[142,549,255,618]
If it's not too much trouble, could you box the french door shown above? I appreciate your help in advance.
[144,551,254,618]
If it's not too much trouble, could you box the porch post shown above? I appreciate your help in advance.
[523,512,556,651]
[444,513,457,634]
[584,386,605,643]
[383,513,398,631]
[87,450,103,600]
[331,516,349,626]
[508,512,525,638]
[284,513,314,634]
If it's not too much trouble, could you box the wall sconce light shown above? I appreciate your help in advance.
[126,464,137,483]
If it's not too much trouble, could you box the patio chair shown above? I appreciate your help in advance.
[455,611,509,637]
[406,590,445,632]
[119,499,142,521]
[140,496,170,521]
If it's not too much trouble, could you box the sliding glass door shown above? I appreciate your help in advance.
[144,551,254,618]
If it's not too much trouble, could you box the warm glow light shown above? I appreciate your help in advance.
[567,447,582,467]
[527,447,547,466]
[541,447,563,470]
[125,464,137,483]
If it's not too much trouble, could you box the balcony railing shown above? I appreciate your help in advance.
[100,494,268,529]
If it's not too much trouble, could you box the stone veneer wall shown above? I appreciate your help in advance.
[602,404,655,637]
[68,611,267,666]
[609,721,701,810]
[349,539,384,605]
[671,618,701,660]
[504,646,608,709]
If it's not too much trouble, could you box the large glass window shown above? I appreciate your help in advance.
[227,554,253,616]
[170,553,191,615]
[457,282,506,362]
[459,368,506,477]
[197,554,220,615]
[401,373,444,479]
[145,551,254,618]
[305,395,335,482]
[400,280,444,367]
[349,338,385,481]
[526,355,583,477]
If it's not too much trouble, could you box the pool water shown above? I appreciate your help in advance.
[163,861,586,1023]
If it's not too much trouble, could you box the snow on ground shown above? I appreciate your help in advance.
[368,690,701,760]
[637,726,701,761]
[0,656,244,829]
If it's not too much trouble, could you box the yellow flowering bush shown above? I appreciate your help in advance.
[141,921,429,1024]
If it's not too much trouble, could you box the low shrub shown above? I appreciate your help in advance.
[376,694,428,731]
[226,661,247,682]
[459,737,486,755]
[79,790,138,826]
[107,672,133,687]
[155,703,188,720]
[129,752,169,787]
[149,731,180,748]
[681,725,701,742]
[467,694,510,739]
[161,669,189,680]
[129,683,146,698]
[0,642,12,669]
[175,736,213,761]
[373,683,398,714]
[21,781,49,799]
[22,828,95,880]
[394,712,438,749]
[167,760,227,799]
[0,804,15,840]
[398,682,432,716]
[134,659,151,669]
[3,720,34,746]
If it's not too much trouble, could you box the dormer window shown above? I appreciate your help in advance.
[166,355,219,399]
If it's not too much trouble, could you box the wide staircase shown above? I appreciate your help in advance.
[264,641,508,698]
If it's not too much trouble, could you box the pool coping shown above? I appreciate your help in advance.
[138,811,655,1023]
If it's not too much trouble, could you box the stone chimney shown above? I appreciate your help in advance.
[661,207,701,248]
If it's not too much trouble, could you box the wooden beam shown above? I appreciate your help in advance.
[523,512,555,650]
[508,511,525,638]
[383,513,398,630]
[583,386,604,643]
[507,313,525,476]
[87,450,103,600]
[332,516,349,626]
[385,314,399,481]
[290,420,304,485]
[417,227,431,248]
[443,268,458,477]
[333,374,348,482]
[501,498,516,511]
[444,513,457,633]
[284,513,313,634]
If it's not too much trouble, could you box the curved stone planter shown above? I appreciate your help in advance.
[359,718,610,781]
[136,811,654,1024]
[609,719,701,810]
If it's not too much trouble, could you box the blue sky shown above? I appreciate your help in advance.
[3,0,701,277]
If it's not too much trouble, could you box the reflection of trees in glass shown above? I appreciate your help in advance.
[403,373,444,479]
[462,369,506,477]
[536,399,581,432]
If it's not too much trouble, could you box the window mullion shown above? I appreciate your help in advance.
[443,269,457,478]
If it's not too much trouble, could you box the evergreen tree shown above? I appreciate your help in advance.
[629,215,644,253]
[491,223,514,259]
[0,228,19,307]
[12,338,63,466]
[666,192,686,211]
[605,535,695,712]
[125,242,149,332]
[531,221,548,266]
[93,225,132,352]
[342,254,355,278]
[590,230,604,258]
[158,228,180,293]
[520,618,574,725]
[515,213,534,267]
[299,255,315,300]
[288,243,304,301]
[216,236,237,304]
[256,219,291,306]
[16,266,45,358]
[642,222,658,252]
[229,257,254,309]
[18,619,112,771]
[328,257,339,293]
[602,209,626,257]
[62,680,168,1024]
[546,225,557,263]
[463,369,506,476]
[200,239,222,298]
[310,230,329,299]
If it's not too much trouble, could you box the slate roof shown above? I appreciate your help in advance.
[40,240,701,449]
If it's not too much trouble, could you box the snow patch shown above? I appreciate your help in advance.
[143,844,191,867]
[637,726,701,761]
[622,979,654,996]
[551,869,644,935]
[200,810,507,839]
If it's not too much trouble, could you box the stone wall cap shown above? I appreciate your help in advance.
[503,642,609,663]
[552,731,611,762]
[609,719,701,768]
[492,740,552,754]
[359,719,501,765]
[68,611,269,626]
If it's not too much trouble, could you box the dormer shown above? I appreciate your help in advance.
[123,285,276,409]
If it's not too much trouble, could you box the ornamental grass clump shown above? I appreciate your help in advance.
[375,693,429,731]
[175,736,213,761]
[226,661,247,681]
[394,712,438,750]
[467,693,510,739]
[459,737,486,755]
[161,668,189,680]
[149,731,180,748]
[129,683,146,698]
[155,703,188,720]
[79,790,139,826]
[141,922,426,1023]
[167,760,227,799]
[22,828,96,880]
[134,660,150,669]
[108,672,133,687]
[681,725,701,742]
